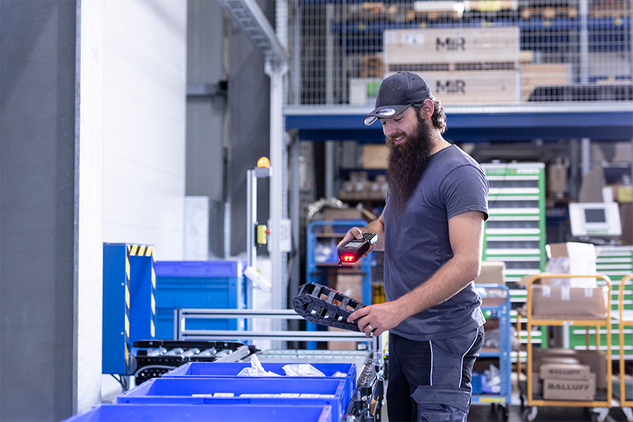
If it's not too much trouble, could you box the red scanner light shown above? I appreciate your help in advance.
[341,254,355,263]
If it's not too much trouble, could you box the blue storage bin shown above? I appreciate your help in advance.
[472,372,483,395]
[154,260,247,339]
[163,361,357,400]
[64,403,332,422]
[117,377,348,421]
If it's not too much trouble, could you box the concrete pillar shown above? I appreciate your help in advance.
[0,1,103,419]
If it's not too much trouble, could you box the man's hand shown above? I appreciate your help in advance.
[347,301,406,337]
[337,226,375,260]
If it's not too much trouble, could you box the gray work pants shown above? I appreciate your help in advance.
[387,326,485,422]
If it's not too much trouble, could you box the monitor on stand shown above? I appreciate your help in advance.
[569,202,622,244]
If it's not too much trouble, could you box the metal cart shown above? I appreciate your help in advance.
[616,274,633,421]
[517,274,613,422]
[473,283,513,420]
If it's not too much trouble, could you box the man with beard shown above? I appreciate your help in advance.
[339,71,489,422]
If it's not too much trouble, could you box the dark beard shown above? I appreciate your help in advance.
[386,117,433,216]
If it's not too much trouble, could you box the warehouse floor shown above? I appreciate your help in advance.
[467,403,631,421]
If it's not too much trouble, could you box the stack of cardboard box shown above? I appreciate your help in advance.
[532,349,606,401]
[540,360,596,400]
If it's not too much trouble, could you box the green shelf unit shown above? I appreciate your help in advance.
[481,163,547,354]
[596,247,633,312]
[566,322,632,358]
[482,163,547,286]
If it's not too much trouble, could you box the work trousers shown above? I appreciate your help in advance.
[387,325,485,422]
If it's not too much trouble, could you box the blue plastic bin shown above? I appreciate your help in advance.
[154,260,247,339]
[163,361,357,400]
[117,377,348,421]
[64,403,332,422]
[472,372,483,395]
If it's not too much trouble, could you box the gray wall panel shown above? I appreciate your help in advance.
[0,1,76,420]
[186,0,228,257]
[227,0,273,257]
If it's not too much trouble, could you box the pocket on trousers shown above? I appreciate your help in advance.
[412,385,470,422]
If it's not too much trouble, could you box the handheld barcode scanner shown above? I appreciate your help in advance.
[338,232,378,264]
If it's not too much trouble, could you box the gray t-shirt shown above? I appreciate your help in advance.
[384,145,489,341]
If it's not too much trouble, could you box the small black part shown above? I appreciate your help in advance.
[292,283,366,331]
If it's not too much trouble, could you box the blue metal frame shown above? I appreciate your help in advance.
[285,106,633,143]
[473,283,513,409]
[305,220,374,349]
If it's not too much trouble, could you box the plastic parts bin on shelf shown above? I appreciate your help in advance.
[154,260,247,339]
[117,377,349,421]
[63,403,333,422]
[162,361,357,401]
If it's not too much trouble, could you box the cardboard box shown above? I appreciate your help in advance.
[547,162,568,198]
[384,27,520,66]
[328,275,363,350]
[533,349,607,390]
[327,326,359,351]
[545,242,597,287]
[475,262,507,307]
[321,207,365,221]
[531,285,609,319]
[362,144,389,169]
[335,274,363,303]
[475,261,506,285]
[320,208,369,234]
[384,70,520,105]
[522,63,571,102]
[540,357,580,365]
[540,363,591,380]
[543,374,596,401]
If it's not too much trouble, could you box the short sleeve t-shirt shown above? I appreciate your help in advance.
[383,145,489,341]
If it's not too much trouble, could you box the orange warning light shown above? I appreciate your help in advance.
[257,157,270,168]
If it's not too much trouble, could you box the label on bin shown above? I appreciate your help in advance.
[237,393,336,399]
[213,393,235,398]
[191,393,235,398]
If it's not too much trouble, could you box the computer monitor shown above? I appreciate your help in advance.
[569,202,622,238]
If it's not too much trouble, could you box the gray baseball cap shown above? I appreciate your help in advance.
[363,71,432,126]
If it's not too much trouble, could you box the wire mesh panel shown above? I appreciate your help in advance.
[287,0,633,106]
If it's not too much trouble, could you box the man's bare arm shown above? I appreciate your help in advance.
[349,210,485,336]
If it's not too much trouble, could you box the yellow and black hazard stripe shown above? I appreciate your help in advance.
[128,244,154,258]
[129,244,157,338]
[124,245,132,372]
[149,246,156,338]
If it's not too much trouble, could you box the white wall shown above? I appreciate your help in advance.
[102,0,187,260]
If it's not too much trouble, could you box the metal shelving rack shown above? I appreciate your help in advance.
[305,219,374,350]
[473,283,513,421]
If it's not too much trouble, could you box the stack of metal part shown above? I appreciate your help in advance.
[132,340,251,384]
